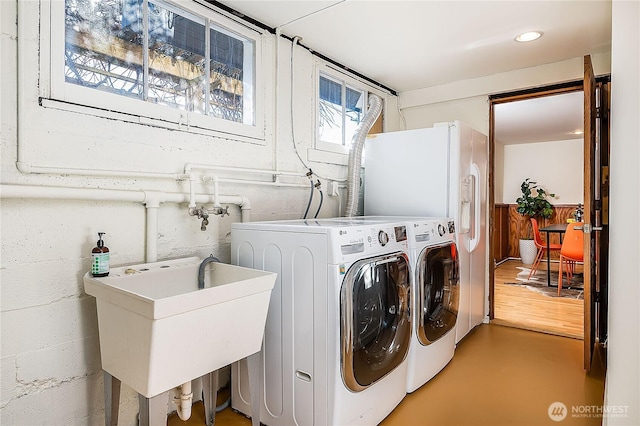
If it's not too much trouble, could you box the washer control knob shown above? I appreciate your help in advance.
[378,230,389,246]
[438,224,446,236]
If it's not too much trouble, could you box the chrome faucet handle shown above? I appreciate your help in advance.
[211,206,230,217]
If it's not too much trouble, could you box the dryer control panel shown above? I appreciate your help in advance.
[408,218,455,249]
[330,223,409,264]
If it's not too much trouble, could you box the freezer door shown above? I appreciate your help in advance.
[364,126,450,217]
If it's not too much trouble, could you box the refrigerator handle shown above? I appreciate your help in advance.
[468,163,481,253]
[459,177,471,235]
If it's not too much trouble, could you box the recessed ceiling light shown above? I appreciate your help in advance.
[515,31,543,43]
[571,130,584,135]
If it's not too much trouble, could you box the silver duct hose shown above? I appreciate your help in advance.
[344,93,383,217]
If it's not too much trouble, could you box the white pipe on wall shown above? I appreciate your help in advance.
[144,192,162,263]
[0,184,253,258]
[15,162,183,181]
[213,177,221,209]
[202,175,309,189]
[273,28,282,179]
[184,163,305,178]
[0,185,147,203]
[188,172,197,210]
[0,185,250,211]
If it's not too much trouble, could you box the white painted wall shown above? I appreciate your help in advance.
[399,51,611,137]
[501,139,584,205]
[603,1,640,424]
[400,52,612,110]
[0,2,397,424]
[494,143,505,203]
[398,95,489,136]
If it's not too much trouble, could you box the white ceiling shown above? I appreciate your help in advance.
[494,91,585,144]
[216,0,611,143]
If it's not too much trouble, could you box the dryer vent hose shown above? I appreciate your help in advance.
[344,94,383,217]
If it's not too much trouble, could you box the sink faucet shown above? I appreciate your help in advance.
[189,206,229,231]
[198,255,220,289]
[190,207,210,231]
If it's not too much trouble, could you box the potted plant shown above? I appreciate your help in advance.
[515,178,555,264]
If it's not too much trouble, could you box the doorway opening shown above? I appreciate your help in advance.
[488,69,610,366]
[489,82,586,338]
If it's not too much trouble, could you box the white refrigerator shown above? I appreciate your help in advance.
[364,121,488,343]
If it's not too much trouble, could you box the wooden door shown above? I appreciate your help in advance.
[583,54,609,372]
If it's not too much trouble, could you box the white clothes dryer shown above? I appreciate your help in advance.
[403,217,459,392]
[230,218,412,426]
[358,216,459,393]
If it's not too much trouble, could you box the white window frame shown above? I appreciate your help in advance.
[43,0,265,143]
[314,63,385,160]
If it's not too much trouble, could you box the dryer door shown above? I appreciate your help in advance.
[341,252,411,392]
[417,241,460,345]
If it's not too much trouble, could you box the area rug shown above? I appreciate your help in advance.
[503,267,584,300]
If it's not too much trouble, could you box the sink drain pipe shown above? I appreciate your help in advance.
[175,381,193,421]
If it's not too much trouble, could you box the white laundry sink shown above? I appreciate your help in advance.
[83,256,276,398]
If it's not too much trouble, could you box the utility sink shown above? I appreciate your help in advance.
[83,257,276,398]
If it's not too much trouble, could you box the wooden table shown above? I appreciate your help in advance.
[540,223,568,287]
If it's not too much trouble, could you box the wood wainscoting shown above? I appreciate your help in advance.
[493,204,580,262]
[493,204,510,263]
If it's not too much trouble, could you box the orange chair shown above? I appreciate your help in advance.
[558,222,584,295]
[528,218,562,280]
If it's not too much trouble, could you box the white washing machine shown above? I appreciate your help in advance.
[358,216,459,393]
[230,218,412,426]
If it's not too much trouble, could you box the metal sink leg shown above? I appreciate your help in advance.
[247,352,261,426]
[138,391,170,426]
[202,371,219,426]
[104,371,121,426]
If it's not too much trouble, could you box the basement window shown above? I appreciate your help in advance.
[317,72,367,154]
[49,0,263,140]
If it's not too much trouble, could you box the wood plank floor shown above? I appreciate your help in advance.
[493,259,584,339]
[169,325,604,426]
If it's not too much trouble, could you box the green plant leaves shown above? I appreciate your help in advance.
[516,178,555,219]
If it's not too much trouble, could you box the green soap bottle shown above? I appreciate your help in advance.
[91,232,110,277]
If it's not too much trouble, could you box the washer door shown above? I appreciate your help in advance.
[417,241,460,345]
[341,252,411,392]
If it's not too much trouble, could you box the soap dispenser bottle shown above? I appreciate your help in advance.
[91,232,110,277]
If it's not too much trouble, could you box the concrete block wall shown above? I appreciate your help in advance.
[0,1,395,424]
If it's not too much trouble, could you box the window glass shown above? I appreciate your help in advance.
[208,26,251,123]
[63,0,255,125]
[65,0,144,99]
[345,85,365,144]
[318,75,344,145]
[318,72,368,150]
[148,2,206,113]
